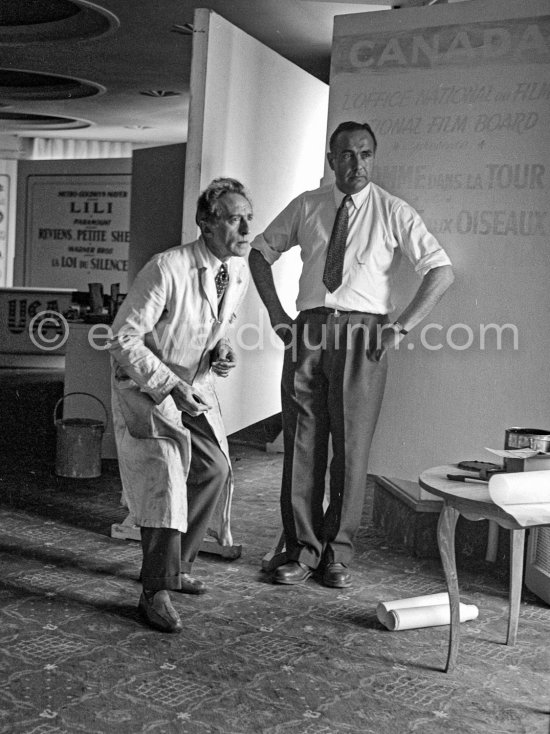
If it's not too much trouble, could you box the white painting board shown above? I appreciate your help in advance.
[183,8,329,434]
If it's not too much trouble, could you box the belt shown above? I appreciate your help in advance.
[301,307,381,317]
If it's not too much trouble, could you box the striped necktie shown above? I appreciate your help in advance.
[322,195,351,293]
[215,262,229,299]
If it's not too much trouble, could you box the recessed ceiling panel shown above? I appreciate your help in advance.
[0,0,118,45]
[0,68,104,100]
[0,111,91,130]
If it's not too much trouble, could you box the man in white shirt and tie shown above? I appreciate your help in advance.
[249,121,454,588]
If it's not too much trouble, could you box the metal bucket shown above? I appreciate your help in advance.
[54,392,108,478]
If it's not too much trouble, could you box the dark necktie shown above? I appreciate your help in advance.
[215,262,229,299]
[322,195,351,293]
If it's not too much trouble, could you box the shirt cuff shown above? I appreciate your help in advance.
[250,235,282,266]
[415,250,452,279]
[144,369,181,404]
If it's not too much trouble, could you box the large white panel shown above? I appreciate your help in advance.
[328,0,550,479]
[184,9,329,434]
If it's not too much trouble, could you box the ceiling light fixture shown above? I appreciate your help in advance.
[139,90,181,98]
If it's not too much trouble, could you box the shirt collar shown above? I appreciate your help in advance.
[333,182,371,210]
[198,236,225,271]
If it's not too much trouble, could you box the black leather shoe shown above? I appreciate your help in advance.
[176,573,207,595]
[322,562,352,588]
[273,561,313,585]
[138,590,183,633]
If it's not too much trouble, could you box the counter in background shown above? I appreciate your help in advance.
[0,286,75,368]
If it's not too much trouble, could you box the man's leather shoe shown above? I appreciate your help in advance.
[273,561,313,585]
[322,562,352,588]
[177,573,207,595]
[138,590,183,633]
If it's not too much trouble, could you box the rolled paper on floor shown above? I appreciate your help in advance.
[384,603,479,631]
[376,592,450,627]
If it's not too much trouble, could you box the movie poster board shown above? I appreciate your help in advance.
[23,174,131,291]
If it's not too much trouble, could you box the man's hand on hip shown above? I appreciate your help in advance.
[272,312,296,347]
[171,382,210,416]
[371,324,405,363]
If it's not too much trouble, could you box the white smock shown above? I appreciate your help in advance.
[109,238,249,543]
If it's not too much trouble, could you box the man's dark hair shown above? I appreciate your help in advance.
[195,177,251,226]
[329,121,377,154]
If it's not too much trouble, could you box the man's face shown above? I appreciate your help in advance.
[204,193,253,261]
[327,129,375,195]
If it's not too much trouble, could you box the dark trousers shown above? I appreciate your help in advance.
[140,413,229,591]
[281,311,388,568]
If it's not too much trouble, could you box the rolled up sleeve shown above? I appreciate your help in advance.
[250,195,302,265]
[395,203,452,279]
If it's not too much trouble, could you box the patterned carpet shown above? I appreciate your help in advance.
[0,377,549,733]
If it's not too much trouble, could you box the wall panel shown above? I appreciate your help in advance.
[327,0,550,479]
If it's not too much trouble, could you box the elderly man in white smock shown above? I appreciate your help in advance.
[110,178,252,633]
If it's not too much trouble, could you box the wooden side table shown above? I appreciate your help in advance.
[419,465,550,673]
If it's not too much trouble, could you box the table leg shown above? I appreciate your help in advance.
[507,528,526,646]
[485,520,499,562]
[437,504,460,673]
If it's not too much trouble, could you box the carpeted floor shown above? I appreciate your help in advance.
[0,374,549,734]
